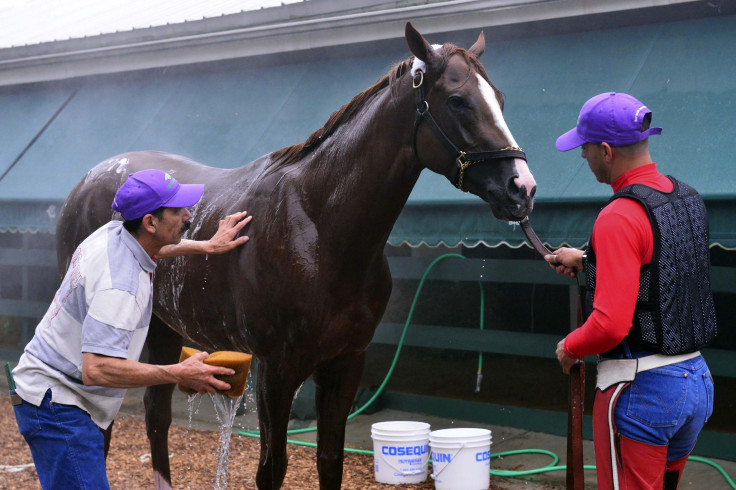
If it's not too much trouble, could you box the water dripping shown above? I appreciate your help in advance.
[186,393,203,430]
[210,392,245,490]
[185,393,204,489]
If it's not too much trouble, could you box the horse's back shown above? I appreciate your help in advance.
[55,150,236,275]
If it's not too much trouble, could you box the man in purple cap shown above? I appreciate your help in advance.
[10,169,252,489]
[546,93,716,489]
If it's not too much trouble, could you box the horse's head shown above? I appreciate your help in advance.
[405,23,536,221]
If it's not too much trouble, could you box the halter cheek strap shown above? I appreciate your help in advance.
[412,69,527,192]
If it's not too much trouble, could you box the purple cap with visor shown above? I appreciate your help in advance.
[556,92,662,151]
[112,169,204,220]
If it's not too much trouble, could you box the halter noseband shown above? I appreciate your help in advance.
[412,69,527,192]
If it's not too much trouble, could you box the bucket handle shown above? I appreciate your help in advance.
[430,442,466,479]
[377,451,427,477]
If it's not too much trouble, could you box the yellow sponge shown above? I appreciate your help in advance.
[177,346,252,398]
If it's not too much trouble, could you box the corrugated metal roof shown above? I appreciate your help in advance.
[0,0,303,48]
[3,0,725,87]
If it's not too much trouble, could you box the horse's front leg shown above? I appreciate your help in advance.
[143,315,183,490]
[313,351,366,490]
[255,359,301,490]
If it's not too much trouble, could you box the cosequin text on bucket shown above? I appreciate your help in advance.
[381,444,429,456]
[432,451,451,463]
[476,450,491,461]
[432,450,491,463]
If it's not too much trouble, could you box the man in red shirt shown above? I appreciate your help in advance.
[547,93,716,489]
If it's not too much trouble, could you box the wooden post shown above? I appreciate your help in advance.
[566,282,585,489]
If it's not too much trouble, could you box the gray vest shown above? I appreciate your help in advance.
[582,177,717,356]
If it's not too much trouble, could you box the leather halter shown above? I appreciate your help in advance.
[412,69,527,192]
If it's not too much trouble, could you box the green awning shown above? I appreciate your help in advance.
[1,15,735,247]
[391,198,736,249]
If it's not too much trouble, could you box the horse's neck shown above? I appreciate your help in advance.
[302,87,420,253]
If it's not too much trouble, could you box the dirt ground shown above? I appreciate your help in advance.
[1,395,527,490]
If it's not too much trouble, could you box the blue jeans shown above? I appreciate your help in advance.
[613,355,714,460]
[12,389,109,489]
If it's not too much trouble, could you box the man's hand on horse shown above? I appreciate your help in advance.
[156,211,252,258]
[203,211,252,254]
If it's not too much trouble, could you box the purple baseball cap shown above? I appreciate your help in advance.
[556,92,662,151]
[112,169,204,220]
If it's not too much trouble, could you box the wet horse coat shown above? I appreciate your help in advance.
[56,24,536,489]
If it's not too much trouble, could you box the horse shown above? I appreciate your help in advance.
[56,22,536,489]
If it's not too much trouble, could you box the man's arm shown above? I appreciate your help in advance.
[82,351,234,394]
[157,211,252,259]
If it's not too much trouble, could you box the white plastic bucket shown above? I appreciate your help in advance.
[429,428,492,490]
[371,421,430,484]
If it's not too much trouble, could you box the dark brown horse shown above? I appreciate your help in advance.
[56,23,536,489]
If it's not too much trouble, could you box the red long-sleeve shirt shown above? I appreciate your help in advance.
[564,163,673,358]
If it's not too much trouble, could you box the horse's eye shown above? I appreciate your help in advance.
[447,95,466,109]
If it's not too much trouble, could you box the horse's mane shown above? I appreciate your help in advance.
[269,59,411,166]
[269,45,490,166]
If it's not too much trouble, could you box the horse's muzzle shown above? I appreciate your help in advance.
[505,159,536,219]
[489,181,536,221]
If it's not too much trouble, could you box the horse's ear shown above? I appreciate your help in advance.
[468,31,485,59]
[405,22,436,65]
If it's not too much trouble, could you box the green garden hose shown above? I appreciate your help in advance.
[237,253,736,487]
